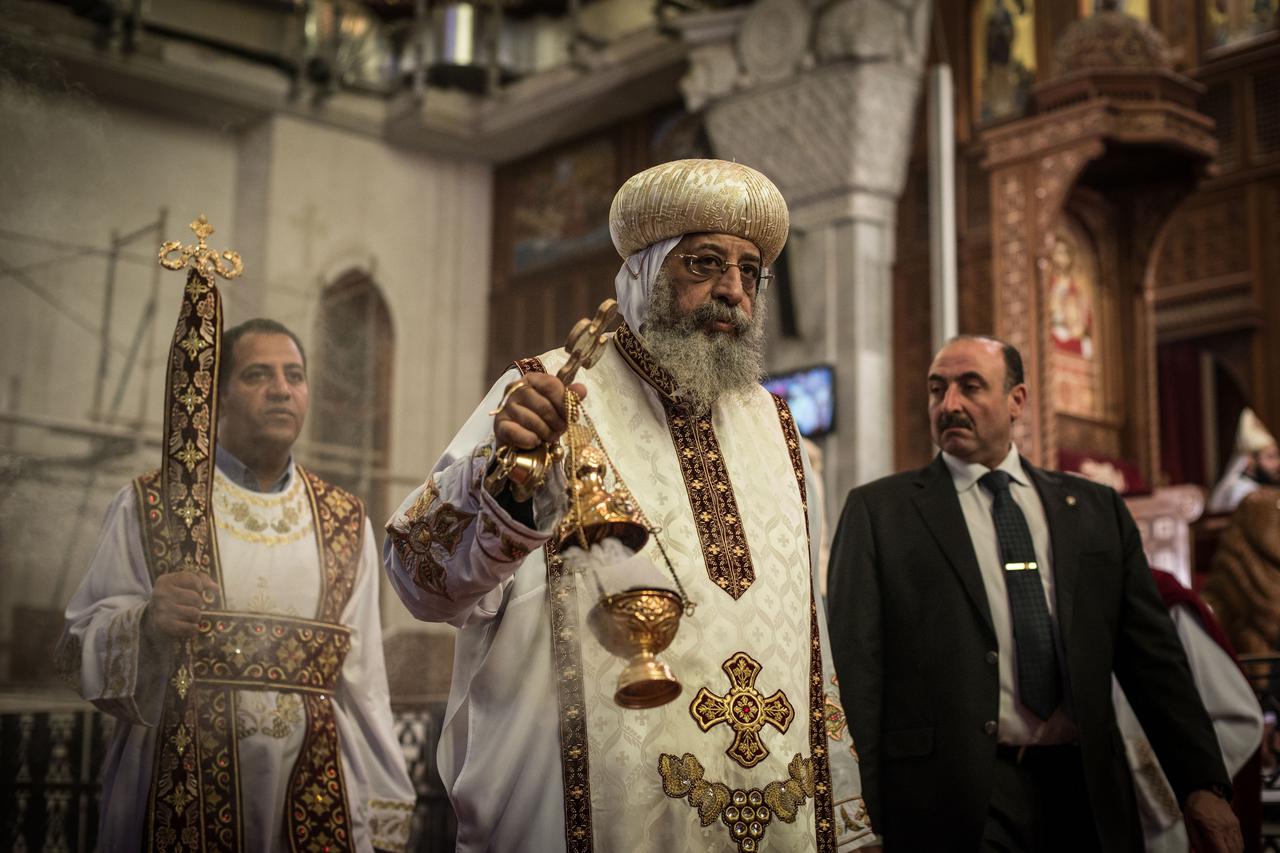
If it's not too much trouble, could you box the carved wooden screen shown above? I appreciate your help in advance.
[486,103,705,380]
[1149,43,1280,455]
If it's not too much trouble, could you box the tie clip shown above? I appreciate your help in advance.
[1004,561,1038,572]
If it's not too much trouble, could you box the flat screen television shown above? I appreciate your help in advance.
[762,364,836,438]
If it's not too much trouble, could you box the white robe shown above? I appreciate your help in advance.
[385,335,875,852]
[1113,606,1262,853]
[1207,453,1263,515]
[60,464,415,852]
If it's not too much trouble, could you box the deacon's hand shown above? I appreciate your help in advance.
[143,572,217,640]
[1184,789,1242,853]
[493,373,587,451]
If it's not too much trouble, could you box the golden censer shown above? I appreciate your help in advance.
[486,299,694,709]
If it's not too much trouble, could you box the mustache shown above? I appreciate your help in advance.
[937,412,974,432]
[685,300,751,334]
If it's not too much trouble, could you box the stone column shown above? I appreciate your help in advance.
[676,0,931,504]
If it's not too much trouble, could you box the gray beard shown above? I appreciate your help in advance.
[638,269,767,415]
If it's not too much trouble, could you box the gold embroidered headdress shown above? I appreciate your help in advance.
[608,159,790,265]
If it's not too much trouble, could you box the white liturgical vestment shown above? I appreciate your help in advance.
[60,460,415,852]
[385,326,874,852]
[1114,606,1262,853]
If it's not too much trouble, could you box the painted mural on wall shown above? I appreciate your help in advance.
[972,0,1036,123]
[510,136,616,274]
[1208,0,1278,49]
[1046,216,1105,420]
[1048,231,1095,360]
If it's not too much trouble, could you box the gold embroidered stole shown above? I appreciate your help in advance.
[136,466,364,852]
[513,356,596,852]
[771,396,837,851]
[512,349,837,850]
[614,324,756,599]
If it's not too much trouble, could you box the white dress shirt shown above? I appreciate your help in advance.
[943,444,1078,745]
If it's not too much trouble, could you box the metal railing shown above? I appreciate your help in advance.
[0,705,455,851]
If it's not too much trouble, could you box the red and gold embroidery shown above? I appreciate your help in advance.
[807,596,836,851]
[616,323,757,600]
[824,675,848,743]
[478,512,531,563]
[515,355,595,853]
[140,471,362,853]
[772,395,838,850]
[658,751,816,853]
[387,479,474,601]
[140,217,236,851]
[691,652,794,769]
[191,612,352,694]
[140,217,360,853]
[288,693,352,852]
[837,799,871,837]
[771,396,809,521]
[303,469,365,622]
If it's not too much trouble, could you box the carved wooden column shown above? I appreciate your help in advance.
[982,6,1216,486]
[674,0,931,500]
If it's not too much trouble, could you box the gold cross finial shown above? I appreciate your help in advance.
[191,215,214,242]
[556,298,619,384]
[158,214,244,281]
[690,652,795,768]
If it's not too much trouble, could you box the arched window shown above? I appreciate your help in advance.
[310,271,393,528]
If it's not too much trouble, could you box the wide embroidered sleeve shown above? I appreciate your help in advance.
[383,368,555,627]
[334,518,417,853]
[56,484,174,726]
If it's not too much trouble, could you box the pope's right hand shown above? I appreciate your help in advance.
[494,373,587,451]
[143,572,217,640]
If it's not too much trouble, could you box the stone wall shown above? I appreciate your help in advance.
[0,77,491,681]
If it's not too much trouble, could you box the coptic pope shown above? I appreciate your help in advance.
[384,159,875,851]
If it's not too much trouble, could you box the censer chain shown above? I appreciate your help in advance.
[566,394,696,617]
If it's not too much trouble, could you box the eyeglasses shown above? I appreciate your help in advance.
[676,253,772,293]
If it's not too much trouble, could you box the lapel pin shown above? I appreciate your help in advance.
[1066,495,1077,507]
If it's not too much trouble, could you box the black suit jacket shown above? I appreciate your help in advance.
[826,455,1230,852]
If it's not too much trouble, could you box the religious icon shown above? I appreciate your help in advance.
[509,138,615,273]
[1208,0,1278,49]
[1047,233,1094,360]
[972,0,1036,123]
[1045,216,1107,421]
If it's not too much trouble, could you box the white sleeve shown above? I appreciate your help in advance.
[56,484,174,726]
[383,368,554,627]
[335,518,416,853]
[1172,606,1263,778]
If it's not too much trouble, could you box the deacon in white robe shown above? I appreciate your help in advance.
[1208,408,1280,515]
[58,318,415,853]
[1114,601,1262,853]
[385,159,876,852]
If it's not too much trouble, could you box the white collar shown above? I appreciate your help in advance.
[942,443,1027,493]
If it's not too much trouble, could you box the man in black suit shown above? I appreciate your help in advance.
[827,335,1241,852]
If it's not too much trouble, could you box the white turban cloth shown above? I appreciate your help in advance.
[613,235,682,331]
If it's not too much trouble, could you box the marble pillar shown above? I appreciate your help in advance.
[676,0,932,507]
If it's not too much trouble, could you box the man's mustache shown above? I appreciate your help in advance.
[937,412,974,432]
[685,301,750,334]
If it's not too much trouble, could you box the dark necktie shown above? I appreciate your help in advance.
[979,469,1061,720]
